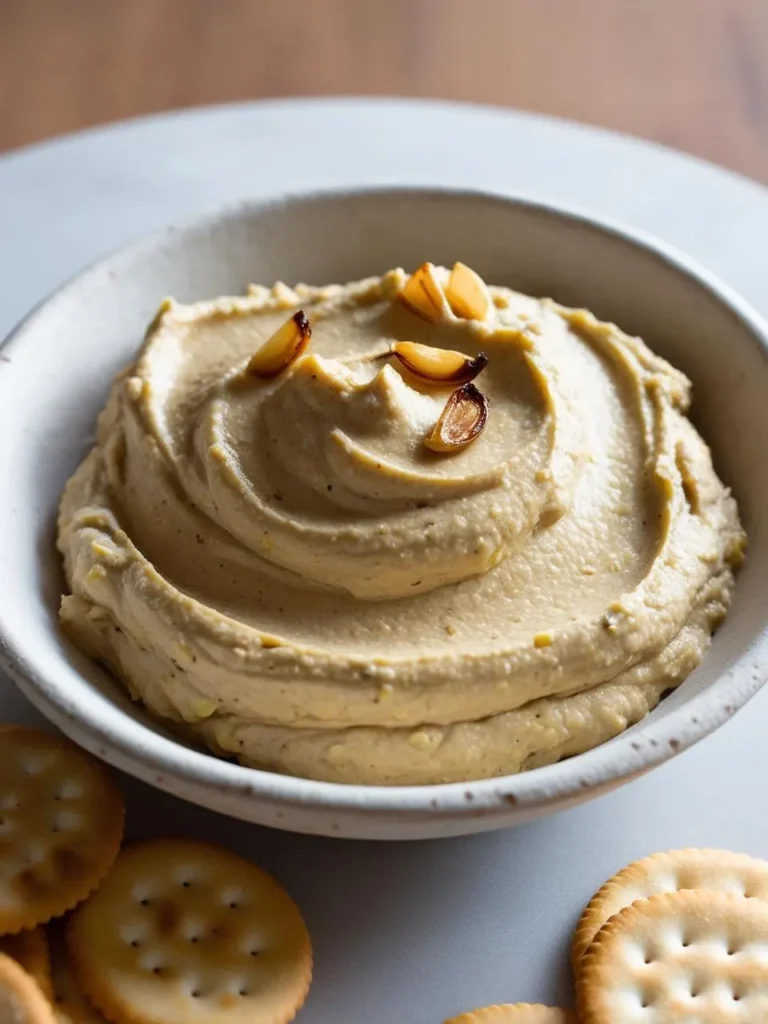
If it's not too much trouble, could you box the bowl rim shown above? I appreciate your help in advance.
[2,183,768,823]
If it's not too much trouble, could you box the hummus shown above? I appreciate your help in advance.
[57,266,745,785]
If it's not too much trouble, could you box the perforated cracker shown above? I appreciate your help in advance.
[0,726,124,933]
[0,950,57,1024]
[0,928,52,1000]
[48,921,108,1024]
[577,890,768,1023]
[444,1003,576,1022]
[67,838,312,1024]
[573,848,768,965]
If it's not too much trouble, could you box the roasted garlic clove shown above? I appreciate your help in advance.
[445,262,492,320]
[393,341,488,385]
[243,311,312,378]
[424,382,489,452]
[399,262,451,322]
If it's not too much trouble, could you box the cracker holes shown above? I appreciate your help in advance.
[122,925,147,949]
[132,878,158,907]
[222,888,246,910]
[138,953,165,976]
[21,757,52,779]
[182,918,205,944]
[57,782,83,800]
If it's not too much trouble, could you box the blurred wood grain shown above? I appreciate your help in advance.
[0,0,767,181]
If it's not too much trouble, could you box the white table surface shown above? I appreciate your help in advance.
[1,98,768,1023]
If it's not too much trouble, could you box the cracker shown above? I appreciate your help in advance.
[573,848,768,964]
[0,929,52,1000]
[444,1004,576,1022]
[0,727,125,933]
[577,890,768,1022]
[0,951,57,1024]
[49,923,108,1024]
[67,838,312,1024]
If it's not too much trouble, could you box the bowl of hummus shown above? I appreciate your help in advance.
[1,188,767,838]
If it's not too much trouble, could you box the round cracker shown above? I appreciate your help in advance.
[445,1004,576,1022]
[0,727,125,933]
[0,951,57,1024]
[67,838,312,1024]
[0,929,52,1000]
[572,848,768,965]
[577,890,768,1023]
[49,921,108,1024]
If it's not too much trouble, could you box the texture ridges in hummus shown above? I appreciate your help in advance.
[57,267,745,785]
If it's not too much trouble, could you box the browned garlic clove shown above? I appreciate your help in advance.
[243,310,312,378]
[424,382,489,453]
[399,262,451,322]
[445,262,492,320]
[393,341,488,385]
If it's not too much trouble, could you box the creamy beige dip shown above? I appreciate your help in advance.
[57,267,745,785]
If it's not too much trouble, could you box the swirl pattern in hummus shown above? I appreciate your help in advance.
[57,267,745,785]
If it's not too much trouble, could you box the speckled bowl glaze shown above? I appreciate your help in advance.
[1,187,767,839]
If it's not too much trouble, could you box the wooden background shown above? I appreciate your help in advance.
[1,0,767,182]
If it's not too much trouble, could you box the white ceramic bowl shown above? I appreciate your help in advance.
[1,187,767,840]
